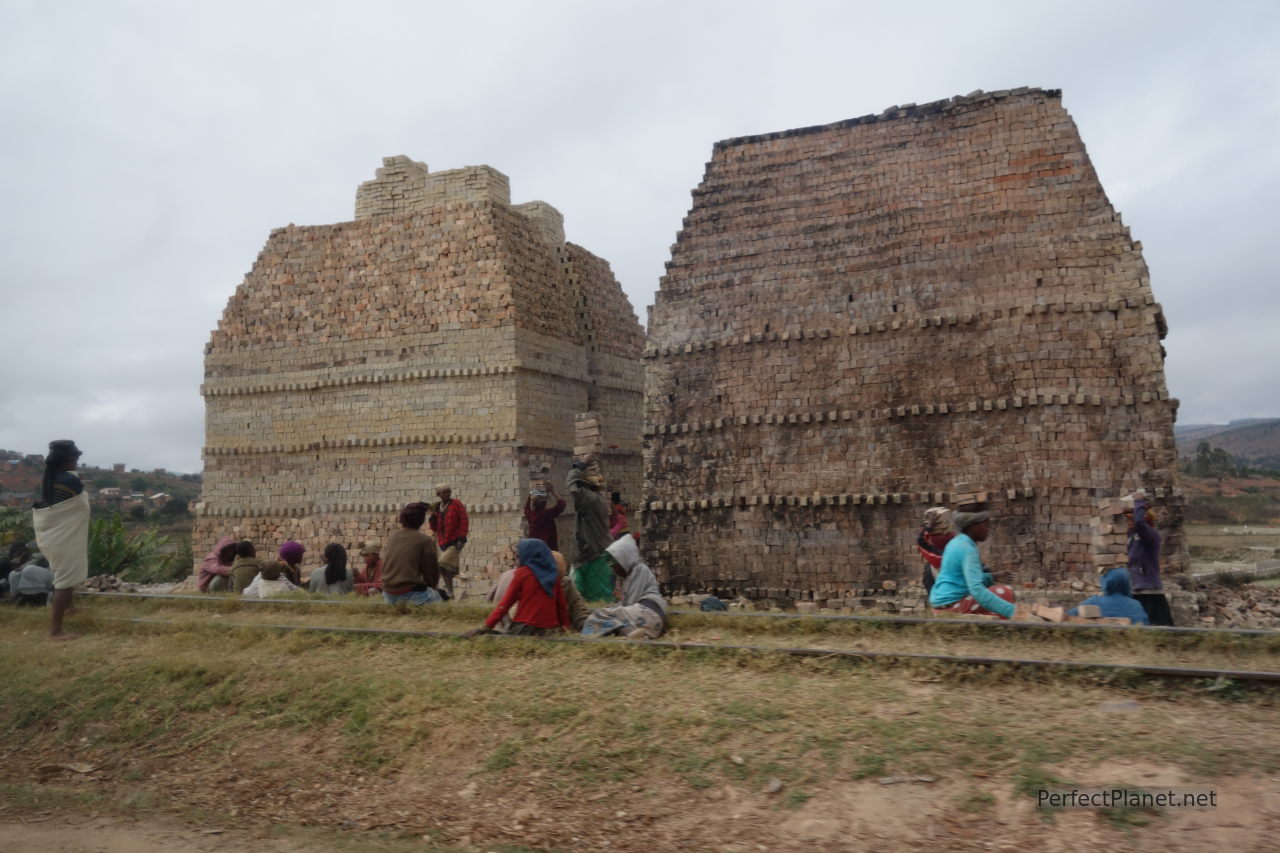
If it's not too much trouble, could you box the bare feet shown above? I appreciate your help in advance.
[49,632,79,641]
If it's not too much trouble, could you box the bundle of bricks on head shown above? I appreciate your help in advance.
[1092,493,1137,571]
[574,412,606,480]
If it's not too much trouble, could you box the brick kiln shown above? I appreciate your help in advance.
[643,88,1186,596]
[195,156,643,593]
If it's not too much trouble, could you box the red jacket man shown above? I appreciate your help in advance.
[429,484,469,596]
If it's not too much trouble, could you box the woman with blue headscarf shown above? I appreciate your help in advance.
[468,539,571,637]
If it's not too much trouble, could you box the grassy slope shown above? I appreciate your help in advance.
[2,605,1278,852]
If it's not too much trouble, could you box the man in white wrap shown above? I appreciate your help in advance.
[32,440,90,639]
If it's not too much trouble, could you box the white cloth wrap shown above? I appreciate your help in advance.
[33,491,91,589]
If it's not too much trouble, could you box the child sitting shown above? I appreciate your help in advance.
[242,561,300,599]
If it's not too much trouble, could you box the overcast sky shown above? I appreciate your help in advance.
[1,0,1277,474]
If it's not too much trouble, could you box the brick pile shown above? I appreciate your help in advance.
[195,157,644,594]
[643,88,1186,594]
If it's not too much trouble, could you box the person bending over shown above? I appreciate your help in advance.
[1068,567,1148,625]
[198,536,238,593]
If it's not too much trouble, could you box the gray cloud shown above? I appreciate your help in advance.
[2,0,1276,471]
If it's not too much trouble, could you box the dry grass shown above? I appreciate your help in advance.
[70,593,1280,673]
[2,606,1278,851]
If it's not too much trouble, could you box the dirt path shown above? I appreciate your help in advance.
[0,817,313,853]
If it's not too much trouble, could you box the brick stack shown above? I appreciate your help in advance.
[195,157,644,593]
[643,88,1186,594]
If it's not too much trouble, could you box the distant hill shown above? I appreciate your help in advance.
[1176,419,1280,468]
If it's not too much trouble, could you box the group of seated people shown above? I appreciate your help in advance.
[1,541,55,607]
[197,536,384,599]
[917,504,1152,625]
[198,500,669,640]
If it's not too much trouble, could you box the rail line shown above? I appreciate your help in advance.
[79,590,1280,637]
[94,614,1280,686]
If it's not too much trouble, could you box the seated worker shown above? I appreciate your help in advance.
[309,543,355,595]
[197,536,238,592]
[382,502,442,605]
[230,541,266,593]
[1068,567,1148,625]
[353,541,383,597]
[581,534,667,640]
[0,541,32,597]
[485,547,591,633]
[929,511,1023,620]
[242,561,300,599]
[916,506,954,595]
[276,541,306,589]
[14,555,55,607]
[468,538,571,637]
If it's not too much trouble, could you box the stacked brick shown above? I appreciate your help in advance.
[195,157,644,593]
[644,88,1186,595]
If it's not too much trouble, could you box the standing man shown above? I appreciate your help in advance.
[568,459,614,602]
[1125,490,1172,626]
[429,483,469,598]
[524,483,566,551]
[32,440,90,639]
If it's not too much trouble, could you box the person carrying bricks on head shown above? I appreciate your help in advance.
[524,483,566,551]
[567,458,615,602]
[428,484,468,598]
[928,511,1028,620]
[1123,490,1172,626]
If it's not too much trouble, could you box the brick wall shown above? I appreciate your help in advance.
[197,157,643,593]
[644,88,1186,593]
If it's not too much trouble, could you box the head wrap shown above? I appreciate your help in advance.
[400,501,429,529]
[922,506,953,535]
[434,483,452,494]
[278,541,305,565]
[359,540,381,555]
[46,440,82,465]
[516,538,558,596]
[952,510,991,532]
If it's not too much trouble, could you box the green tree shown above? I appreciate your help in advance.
[159,498,190,518]
[0,507,35,550]
[88,514,171,579]
[93,472,120,489]
[130,477,150,492]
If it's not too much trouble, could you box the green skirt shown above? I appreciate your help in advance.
[572,554,616,603]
